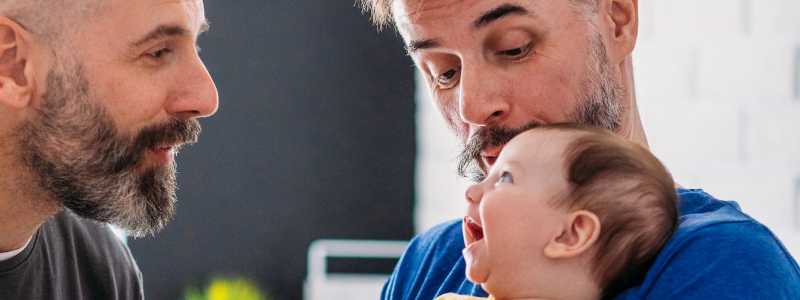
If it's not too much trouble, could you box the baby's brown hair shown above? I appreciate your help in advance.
[540,123,679,299]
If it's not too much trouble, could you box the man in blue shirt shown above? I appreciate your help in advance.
[357,0,800,299]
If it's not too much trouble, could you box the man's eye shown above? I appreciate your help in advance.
[499,172,514,183]
[149,48,172,59]
[497,43,532,60]
[435,67,460,87]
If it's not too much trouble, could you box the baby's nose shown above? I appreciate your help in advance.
[465,183,482,204]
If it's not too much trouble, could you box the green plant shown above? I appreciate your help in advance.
[183,277,267,300]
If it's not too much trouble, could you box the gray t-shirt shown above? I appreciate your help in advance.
[0,210,144,299]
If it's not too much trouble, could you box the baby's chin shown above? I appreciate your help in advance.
[463,261,489,285]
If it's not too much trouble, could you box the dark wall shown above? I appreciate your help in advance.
[127,1,416,300]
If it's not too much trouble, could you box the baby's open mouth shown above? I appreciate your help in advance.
[464,216,484,245]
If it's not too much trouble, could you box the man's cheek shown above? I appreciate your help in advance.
[432,93,469,140]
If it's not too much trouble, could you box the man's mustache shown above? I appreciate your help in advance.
[456,120,542,182]
[135,118,201,151]
[112,118,202,173]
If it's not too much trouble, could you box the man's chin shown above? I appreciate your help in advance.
[67,161,178,237]
[105,201,176,238]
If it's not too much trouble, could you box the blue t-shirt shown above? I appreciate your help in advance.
[382,189,800,300]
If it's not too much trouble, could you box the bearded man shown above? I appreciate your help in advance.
[359,0,800,299]
[0,0,217,298]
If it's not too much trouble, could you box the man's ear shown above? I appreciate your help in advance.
[543,210,600,259]
[599,0,638,64]
[0,17,34,110]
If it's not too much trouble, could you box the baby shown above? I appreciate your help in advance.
[444,123,679,300]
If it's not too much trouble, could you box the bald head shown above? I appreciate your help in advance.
[0,0,104,48]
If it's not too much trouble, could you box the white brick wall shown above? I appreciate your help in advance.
[653,0,744,38]
[415,0,800,257]
[640,101,742,165]
[745,104,800,165]
[632,42,695,99]
[750,0,800,35]
[698,41,796,99]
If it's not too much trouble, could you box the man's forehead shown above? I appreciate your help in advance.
[393,0,551,51]
[96,0,208,36]
[393,0,490,26]
[107,0,206,23]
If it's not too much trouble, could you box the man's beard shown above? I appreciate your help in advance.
[17,63,201,237]
[456,34,625,182]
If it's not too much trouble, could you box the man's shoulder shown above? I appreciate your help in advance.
[47,210,134,259]
[675,188,757,235]
[408,219,464,254]
[672,188,793,249]
[0,210,143,299]
[668,190,798,269]
[673,189,799,271]
[40,210,144,299]
[396,219,465,274]
[615,189,800,299]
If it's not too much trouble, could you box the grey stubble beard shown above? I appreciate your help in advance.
[17,62,200,237]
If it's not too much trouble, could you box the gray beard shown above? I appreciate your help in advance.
[17,63,200,237]
[456,34,625,182]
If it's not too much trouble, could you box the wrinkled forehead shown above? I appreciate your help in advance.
[391,0,582,46]
[393,0,579,23]
[392,0,492,29]
[392,0,465,21]
[82,0,208,39]
[107,0,206,22]
[49,0,208,67]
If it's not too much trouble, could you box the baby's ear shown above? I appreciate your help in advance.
[543,210,600,258]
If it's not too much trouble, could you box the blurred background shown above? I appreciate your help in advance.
[129,0,800,300]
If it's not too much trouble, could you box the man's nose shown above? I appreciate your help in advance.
[165,55,219,119]
[458,64,509,126]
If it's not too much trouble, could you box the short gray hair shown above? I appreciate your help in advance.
[0,0,103,48]
[358,0,598,29]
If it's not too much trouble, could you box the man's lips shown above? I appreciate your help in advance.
[463,216,484,246]
[150,144,180,165]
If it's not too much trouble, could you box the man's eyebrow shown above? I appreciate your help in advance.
[406,38,440,53]
[474,3,529,29]
[405,4,527,53]
[129,20,209,49]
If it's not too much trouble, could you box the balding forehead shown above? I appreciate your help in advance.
[0,0,106,44]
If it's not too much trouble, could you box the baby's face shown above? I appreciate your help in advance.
[462,130,571,297]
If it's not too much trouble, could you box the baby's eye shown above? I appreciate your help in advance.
[499,171,514,183]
